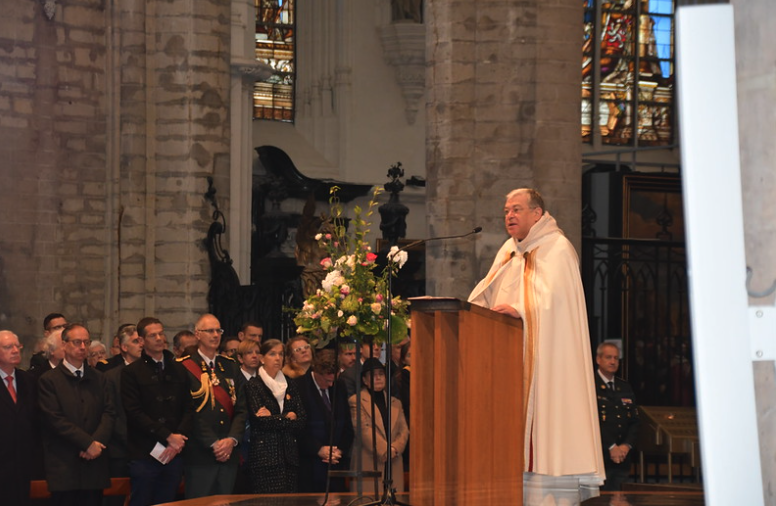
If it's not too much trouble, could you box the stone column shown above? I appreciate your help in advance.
[732,0,776,502]
[0,0,111,342]
[117,0,232,329]
[425,0,582,299]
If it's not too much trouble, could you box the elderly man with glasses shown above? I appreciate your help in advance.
[38,323,116,506]
[0,330,38,506]
[180,313,247,498]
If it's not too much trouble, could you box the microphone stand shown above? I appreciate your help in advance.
[362,227,482,506]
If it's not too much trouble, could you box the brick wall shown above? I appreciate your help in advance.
[425,0,583,299]
[0,0,232,357]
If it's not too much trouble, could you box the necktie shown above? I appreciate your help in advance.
[76,370,82,379]
[209,361,215,371]
[321,388,332,411]
[607,380,614,391]
[5,375,16,403]
[156,361,164,377]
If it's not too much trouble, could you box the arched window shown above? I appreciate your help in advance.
[582,0,674,146]
[254,0,295,122]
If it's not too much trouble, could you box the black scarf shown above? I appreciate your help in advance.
[369,388,390,433]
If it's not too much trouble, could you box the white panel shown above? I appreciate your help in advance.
[750,306,776,361]
[676,5,763,504]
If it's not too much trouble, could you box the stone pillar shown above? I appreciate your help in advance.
[425,0,582,299]
[116,0,232,330]
[732,0,776,502]
[0,0,110,343]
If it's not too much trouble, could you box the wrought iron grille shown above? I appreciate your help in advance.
[582,236,693,406]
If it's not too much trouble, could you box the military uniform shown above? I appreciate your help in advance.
[95,354,123,372]
[181,351,247,498]
[595,372,640,491]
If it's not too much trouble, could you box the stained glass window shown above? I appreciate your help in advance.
[254,0,295,122]
[582,0,674,146]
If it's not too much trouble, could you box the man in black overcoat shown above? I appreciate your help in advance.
[122,316,192,506]
[595,342,641,491]
[38,323,116,506]
[298,349,354,492]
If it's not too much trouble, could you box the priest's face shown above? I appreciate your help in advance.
[504,193,542,241]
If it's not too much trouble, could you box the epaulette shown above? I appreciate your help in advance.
[219,354,235,362]
[176,355,190,362]
[98,359,108,365]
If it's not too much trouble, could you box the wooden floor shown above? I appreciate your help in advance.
[154,490,705,506]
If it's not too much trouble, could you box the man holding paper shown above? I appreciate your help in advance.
[122,317,192,506]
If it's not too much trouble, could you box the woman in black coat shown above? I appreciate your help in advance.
[245,339,306,493]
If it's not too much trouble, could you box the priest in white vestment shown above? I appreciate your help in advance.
[468,188,605,505]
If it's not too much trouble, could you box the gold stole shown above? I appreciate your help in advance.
[522,249,538,428]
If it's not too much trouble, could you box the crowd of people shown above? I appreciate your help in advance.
[1,187,642,506]
[0,312,413,506]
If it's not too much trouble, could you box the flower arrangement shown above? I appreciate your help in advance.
[293,186,410,348]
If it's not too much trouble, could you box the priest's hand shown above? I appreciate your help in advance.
[492,304,519,318]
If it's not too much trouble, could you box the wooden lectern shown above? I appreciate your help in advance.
[409,297,524,506]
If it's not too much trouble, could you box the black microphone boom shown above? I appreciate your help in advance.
[395,226,482,253]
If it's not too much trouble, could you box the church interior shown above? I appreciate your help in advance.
[2,0,775,504]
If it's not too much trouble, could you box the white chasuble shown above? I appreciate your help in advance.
[469,212,605,492]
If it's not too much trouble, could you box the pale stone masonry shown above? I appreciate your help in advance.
[425,0,582,300]
[732,0,776,501]
[1,1,109,339]
[2,0,581,353]
[0,0,231,352]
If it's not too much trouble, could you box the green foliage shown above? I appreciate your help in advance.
[293,187,410,348]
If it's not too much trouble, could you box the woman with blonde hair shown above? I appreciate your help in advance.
[281,335,313,379]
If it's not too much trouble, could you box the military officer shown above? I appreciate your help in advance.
[181,313,247,498]
[595,342,640,491]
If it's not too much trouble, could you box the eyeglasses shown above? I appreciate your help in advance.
[68,339,92,347]
[47,324,68,332]
[293,344,311,353]
[504,206,537,216]
[197,328,224,335]
[0,343,23,351]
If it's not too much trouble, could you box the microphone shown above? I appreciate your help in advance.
[394,226,482,254]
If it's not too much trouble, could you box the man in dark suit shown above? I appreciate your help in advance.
[97,323,136,372]
[29,313,67,371]
[181,313,247,498]
[103,324,144,504]
[297,349,354,492]
[38,323,116,506]
[28,327,66,380]
[0,330,38,506]
[595,342,640,491]
[122,317,191,506]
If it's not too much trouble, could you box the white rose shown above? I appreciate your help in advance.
[322,270,344,292]
[388,246,409,269]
